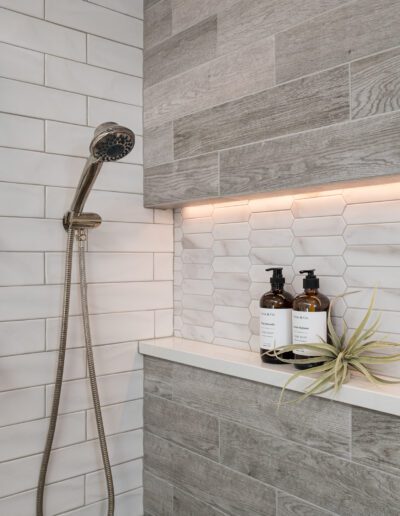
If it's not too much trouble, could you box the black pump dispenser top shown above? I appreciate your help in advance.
[266,267,285,289]
[300,269,319,289]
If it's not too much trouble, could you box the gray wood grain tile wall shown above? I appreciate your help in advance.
[143,357,400,516]
[143,0,400,207]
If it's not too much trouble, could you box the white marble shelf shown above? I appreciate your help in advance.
[139,336,400,417]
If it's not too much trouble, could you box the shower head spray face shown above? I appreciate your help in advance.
[90,122,135,161]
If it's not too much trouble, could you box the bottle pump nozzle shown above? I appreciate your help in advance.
[299,269,319,289]
[266,267,285,289]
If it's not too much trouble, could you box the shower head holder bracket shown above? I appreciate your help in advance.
[63,211,102,231]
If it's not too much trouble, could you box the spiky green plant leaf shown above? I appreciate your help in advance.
[269,289,400,405]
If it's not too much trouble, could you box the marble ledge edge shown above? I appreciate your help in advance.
[139,336,400,417]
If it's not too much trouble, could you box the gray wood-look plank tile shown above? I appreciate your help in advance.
[351,47,400,120]
[144,122,173,168]
[172,363,350,457]
[173,488,229,516]
[171,0,238,35]
[144,153,218,207]
[144,356,173,399]
[144,16,217,88]
[144,0,172,50]
[220,111,400,198]
[352,406,400,475]
[220,419,400,516]
[277,493,336,516]
[145,0,163,10]
[174,66,349,160]
[144,38,274,128]
[276,0,400,83]
[144,393,220,459]
[144,470,173,516]
[217,0,347,56]
[144,431,276,516]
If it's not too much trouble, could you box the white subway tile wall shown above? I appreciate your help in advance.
[0,1,171,514]
[174,183,400,378]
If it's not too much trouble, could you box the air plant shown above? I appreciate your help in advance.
[268,290,400,406]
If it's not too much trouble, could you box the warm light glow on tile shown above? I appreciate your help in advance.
[181,180,400,213]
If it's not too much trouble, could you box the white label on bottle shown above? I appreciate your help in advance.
[260,308,292,351]
[292,311,327,356]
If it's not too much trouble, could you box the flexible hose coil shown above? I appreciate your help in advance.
[36,227,115,515]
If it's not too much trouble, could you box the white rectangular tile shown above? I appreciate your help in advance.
[0,218,65,251]
[87,281,172,313]
[46,54,142,105]
[45,252,153,284]
[249,229,293,247]
[292,216,345,236]
[182,217,214,234]
[88,222,173,252]
[88,97,142,135]
[85,458,142,505]
[0,477,84,516]
[154,208,173,224]
[86,399,143,439]
[0,454,41,498]
[0,412,85,462]
[249,196,293,212]
[213,305,250,325]
[213,205,249,224]
[0,148,143,194]
[44,429,143,484]
[213,222,250,240]
[154,253,173,280]
[292,195,345,218]
[0,284,80,321]
[0,348,85,390]
[343,181,400,204]
[0,182,43,217]
[87,35,142,76]
[0,252,44,286]
[92,341,143,376]
[0,42,44,83]
[249,210,293,229]
[213,257,250,273]
[0,0,44,16]
[0,8,85,61]
[0,386,44,427]
[293,256,346,276]
[345,267,400,289]
[344,222,400,245]
[46,187,152,222]
[0,319,45,356]
[46,370,143,415]
[0,77,86,124]
[0,113,44,150]
[46,310,154,350]
[45,121,142,164]
[293,236,346,256]
[155,308,173,337]
[250,247,294,266]
[344,245,400,266]
[59,488,143,516]
[87,0,143,18]
[344,200,400,224]
[45,0,143,47]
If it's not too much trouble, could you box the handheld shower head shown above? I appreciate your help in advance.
[90,122,135,161]
[66,122,135,223]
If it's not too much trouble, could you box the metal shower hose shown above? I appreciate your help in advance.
[36,226,115,516]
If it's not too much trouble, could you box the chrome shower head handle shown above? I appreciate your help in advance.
[64,122,135,229]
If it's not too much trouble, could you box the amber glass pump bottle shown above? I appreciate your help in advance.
[259,267,294,364]
[292,269,330,370]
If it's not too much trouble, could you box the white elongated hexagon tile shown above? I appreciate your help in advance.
[174,184,400,377]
